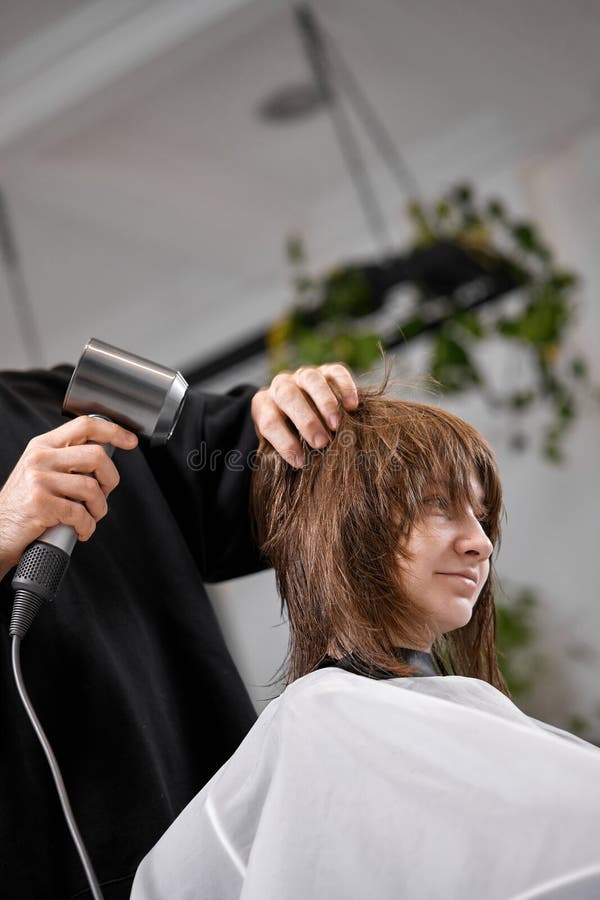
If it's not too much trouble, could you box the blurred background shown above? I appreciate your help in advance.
[1,0,599,737]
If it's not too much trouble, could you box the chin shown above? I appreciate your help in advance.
[444,599,475,631]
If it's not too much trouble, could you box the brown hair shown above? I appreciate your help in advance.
[251,383,508,693]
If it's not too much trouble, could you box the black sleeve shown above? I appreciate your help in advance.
[144,382,267,583]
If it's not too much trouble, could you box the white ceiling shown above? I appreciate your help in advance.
[0,0,84,56]
[1,0,599,376]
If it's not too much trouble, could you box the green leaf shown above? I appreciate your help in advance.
[534,243,552,263]
[548,270,578,291]
[398,316,425,341]
[438,335,469,365]
[430,332,482,392]
[543,442,563,463]
[451,183,473,206]
[509,391,535,410]
[348,333,382,370]
[296,330,331,365]
[285,235,305,265]
[434,201,451,222]
[289,307,313,331]
[330,333,355,364]
[571,357,588,380]
[495,588,542,697]
[453,310,485,338]
[558,398,575,421]
[567,715,590,738]
[497,287,571,346]
[486,198,506,220]
[512,222,539,253]
[406,200,436,243]
[496,318,520,337]
[461,213,482,230]
[322,269,372,319]
[293,275,313,295]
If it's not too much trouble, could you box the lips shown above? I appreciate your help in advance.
[438,570,478,586]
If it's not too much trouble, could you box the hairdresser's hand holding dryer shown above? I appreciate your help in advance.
[0,359,357,900]
[0,417,138,583]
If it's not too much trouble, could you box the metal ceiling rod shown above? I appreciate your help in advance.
[315,17,421,201]
[293,3,394,256]
[0,188,44,366]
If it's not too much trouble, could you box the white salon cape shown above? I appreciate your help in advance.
[131,669,600,900]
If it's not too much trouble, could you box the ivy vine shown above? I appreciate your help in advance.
[270,182,596,461]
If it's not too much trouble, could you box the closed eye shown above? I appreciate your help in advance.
[423,495,450,513]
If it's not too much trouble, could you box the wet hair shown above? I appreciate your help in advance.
[251,383,508,693]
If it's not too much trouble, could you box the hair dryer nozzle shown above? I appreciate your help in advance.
[63,338,188,446]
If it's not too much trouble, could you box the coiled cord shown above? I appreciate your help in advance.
[10,589,44,637]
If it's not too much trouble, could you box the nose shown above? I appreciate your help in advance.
[454,513,493,560]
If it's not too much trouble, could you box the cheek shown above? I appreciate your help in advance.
[408,528,448,568]
[473,562,490,603]
[397,522,450,591]
[398,542,439,592]
[402,522,439,557]
[403,526,438,557]
[474,561,491,601]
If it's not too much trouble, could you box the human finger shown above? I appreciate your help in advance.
[267,373,330,450]
[43,444,121,496]
[293,367,345,431]
[318,363,359,411]
[251,392,305,467]
[31,416,138,452]
[43,471,109,522]
[54,497,98,542]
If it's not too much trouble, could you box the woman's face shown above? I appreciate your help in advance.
[399,474,494,647]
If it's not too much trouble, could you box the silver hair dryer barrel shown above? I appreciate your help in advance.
[10,339,188,635]
[63,338,187,446]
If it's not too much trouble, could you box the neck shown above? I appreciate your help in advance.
[326,640,433,659]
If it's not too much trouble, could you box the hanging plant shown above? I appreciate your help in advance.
[495,585,597,740]
[271,183,595,462]
[495,586,545,699]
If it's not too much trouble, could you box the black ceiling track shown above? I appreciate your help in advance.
[183,241,523,385]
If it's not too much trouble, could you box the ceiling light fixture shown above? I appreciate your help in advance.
[257,81,325,124]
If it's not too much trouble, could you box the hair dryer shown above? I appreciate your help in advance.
[10,337,188,636]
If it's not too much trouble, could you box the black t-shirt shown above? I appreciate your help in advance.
[0,365,264,900]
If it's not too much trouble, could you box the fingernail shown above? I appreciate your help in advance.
[328,414,339,430]
[126,433,137,445]
[287,452,304,468]
[313,431,328,448]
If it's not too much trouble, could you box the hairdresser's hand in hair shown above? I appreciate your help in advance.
[251,363,359,468]
[0,416,138,581]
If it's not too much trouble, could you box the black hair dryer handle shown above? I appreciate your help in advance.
[10,427,115,637]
